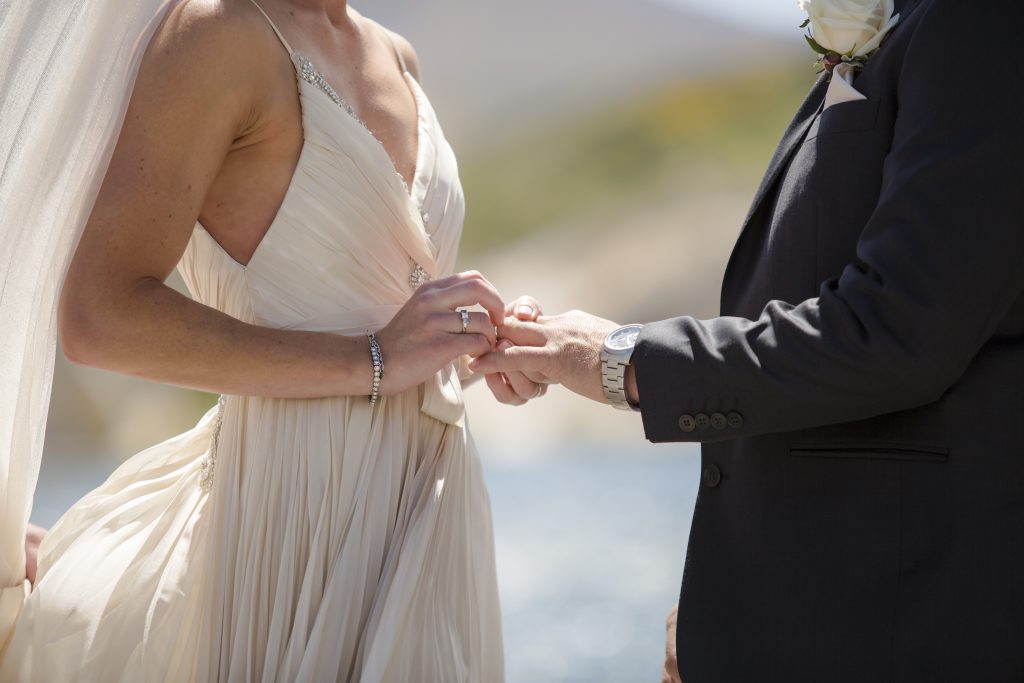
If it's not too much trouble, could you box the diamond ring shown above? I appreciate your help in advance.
[460,309,470,334]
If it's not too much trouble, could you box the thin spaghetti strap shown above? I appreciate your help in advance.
[248,0,295,55]
[384,31,409,74]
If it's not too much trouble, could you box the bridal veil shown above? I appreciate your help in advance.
[0,0,179,655]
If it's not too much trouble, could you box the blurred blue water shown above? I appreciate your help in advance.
[33,444,700,682]
[483,449,699,683]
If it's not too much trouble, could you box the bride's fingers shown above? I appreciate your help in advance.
[427,276,505,324]
[451,333,494,359]
[434,311,496,346]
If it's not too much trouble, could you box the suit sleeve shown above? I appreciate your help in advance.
[633,0,1024,443]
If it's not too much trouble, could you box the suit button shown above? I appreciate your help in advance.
[726,412,744,429]
[695,413,711,431]
[710,412,727,430]
[702,464,722,488]
[678,414,697,433]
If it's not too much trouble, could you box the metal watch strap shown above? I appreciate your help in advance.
[601,356,632,411]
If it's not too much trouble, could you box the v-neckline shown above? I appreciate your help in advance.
[195,50,433,272]
[291,51,426,205]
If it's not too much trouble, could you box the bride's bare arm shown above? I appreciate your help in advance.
[59,2,500,399]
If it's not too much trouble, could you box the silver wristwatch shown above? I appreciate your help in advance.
[601,324,644,411]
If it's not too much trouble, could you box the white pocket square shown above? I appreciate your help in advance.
[823,63,867,112]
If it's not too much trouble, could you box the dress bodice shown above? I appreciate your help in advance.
[177,5,469,426]
[177,45,464,337]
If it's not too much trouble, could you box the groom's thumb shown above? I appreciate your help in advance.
[506,295,542,321]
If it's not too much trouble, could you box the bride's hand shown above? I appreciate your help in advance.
[485,295,549,406]
[376,271,505,396]
[25,523,46,587]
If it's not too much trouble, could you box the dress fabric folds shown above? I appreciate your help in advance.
[0,9,504,681]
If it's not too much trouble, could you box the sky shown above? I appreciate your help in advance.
[657,0,806,34]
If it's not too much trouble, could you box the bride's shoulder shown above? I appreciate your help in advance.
[150,0,255,49]
[386,29,421,80]
[145,0,274,77]
[357,14,421,80]
[137,0,278,110]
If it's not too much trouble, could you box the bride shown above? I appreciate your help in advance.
[0,0,544,679]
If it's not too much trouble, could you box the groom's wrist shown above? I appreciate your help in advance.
[625,364,640,407]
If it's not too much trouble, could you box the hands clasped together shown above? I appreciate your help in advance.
[374,270,625,406]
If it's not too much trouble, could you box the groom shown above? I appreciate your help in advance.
[472,0,1024,679]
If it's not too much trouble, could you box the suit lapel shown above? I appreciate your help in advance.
[720,0,926,313]
[740,73,828,231]
[718,74,828,310]
[738,0,923,236]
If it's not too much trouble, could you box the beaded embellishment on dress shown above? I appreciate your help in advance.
[291,53,415,194]
[409,263,431,290]
[294,54,357,118]
[290,52,431,291]
[199,396,227,492]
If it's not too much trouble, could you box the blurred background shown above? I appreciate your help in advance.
[34,1,814,681]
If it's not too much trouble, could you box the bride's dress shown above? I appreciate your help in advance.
[0,3,503,681]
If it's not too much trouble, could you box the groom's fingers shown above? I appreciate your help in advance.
[485,372,526,406]
[505,295,543,321]
[470,344,550,375]
[504,367,545,401]
[496,318,547,346]
[482,340,546,404]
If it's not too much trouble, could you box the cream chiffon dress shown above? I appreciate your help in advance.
[0,3,504,681]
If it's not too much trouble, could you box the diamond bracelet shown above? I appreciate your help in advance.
[367,331,384,405]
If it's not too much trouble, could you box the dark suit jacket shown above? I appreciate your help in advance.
[632,1,1024,679]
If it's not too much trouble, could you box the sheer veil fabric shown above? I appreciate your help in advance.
[0,0,186,653]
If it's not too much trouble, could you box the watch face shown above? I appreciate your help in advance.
[606,324,644,352]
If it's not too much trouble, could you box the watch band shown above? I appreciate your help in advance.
[601,355,634,411]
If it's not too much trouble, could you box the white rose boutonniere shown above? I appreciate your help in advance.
[798,0,900,73]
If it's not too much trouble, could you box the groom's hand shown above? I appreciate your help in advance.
[661,605,681,683]
[482,295,549,406]
[471,309,626,405]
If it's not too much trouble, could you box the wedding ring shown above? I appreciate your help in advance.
[529,384,545,400]
[459,309,470,334]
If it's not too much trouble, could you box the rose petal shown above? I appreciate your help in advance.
[851,11,899,56]
[814,16,875,55]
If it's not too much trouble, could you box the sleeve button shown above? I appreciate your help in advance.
[695,413,711,430]
[726,412,744,429]
[710,412,727,430]
[678,414,697,433]
[702,463,722,488]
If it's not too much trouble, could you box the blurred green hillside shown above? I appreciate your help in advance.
[458,62,815,255]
